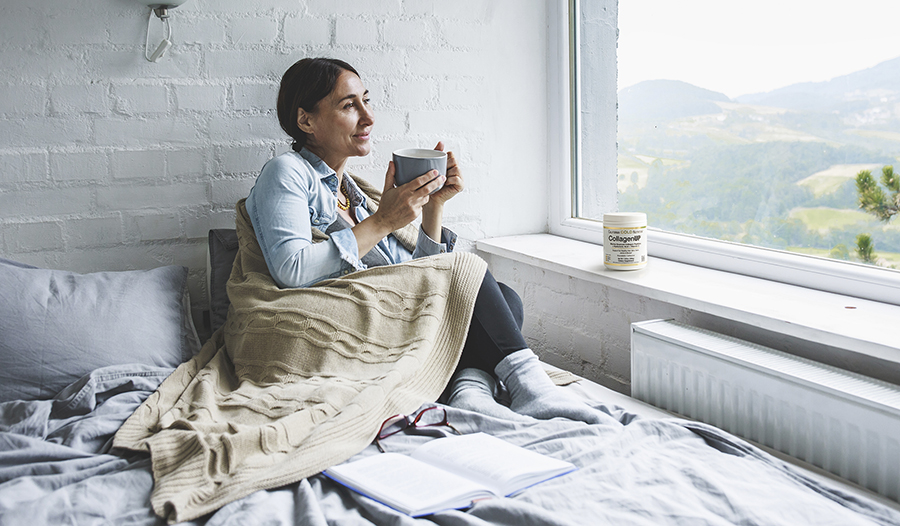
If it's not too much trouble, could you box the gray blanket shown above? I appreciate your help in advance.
[2,364,899,525]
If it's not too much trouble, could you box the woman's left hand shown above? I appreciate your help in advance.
[425,141,463,209]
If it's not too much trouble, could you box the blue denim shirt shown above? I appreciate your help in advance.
[245,149,456,288]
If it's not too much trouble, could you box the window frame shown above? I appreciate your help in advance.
[548,0,900,307]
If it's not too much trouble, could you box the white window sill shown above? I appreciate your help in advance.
[476,234,900,368]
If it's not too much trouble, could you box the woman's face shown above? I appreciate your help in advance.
[301,70,373,168]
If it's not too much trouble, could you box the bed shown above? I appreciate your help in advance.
[1,232,899,526]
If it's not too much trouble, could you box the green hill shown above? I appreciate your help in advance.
[615,57,900,264]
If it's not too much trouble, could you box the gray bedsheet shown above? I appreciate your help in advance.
[1,364,899,525]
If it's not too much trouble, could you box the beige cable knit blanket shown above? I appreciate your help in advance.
[113,194,487,523]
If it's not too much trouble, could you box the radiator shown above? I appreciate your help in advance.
[630,319,900,501]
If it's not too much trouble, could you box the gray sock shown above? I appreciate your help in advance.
[447,368,531,421]
[495,349,617,425]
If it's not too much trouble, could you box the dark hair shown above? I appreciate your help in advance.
[277,57,360,152]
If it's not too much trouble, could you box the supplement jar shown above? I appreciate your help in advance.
[603,212,647,270]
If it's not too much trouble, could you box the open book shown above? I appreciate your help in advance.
[323,432,577,517]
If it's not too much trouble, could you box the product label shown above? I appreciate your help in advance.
[604,226,647,267]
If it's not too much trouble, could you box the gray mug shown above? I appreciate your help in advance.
[392,148,447,193]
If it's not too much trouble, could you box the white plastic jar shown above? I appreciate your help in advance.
[603,212,648,270]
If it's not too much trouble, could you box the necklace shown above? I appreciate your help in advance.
[337,182,351,211]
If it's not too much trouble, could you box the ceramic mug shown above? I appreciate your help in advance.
[392,148,447,193]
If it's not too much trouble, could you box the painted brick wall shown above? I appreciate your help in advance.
[0,0,550,333]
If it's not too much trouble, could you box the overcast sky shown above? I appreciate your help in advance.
[617,0,900,99]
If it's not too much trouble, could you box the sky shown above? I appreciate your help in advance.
[617,0,900,99]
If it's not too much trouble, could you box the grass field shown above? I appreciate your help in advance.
[796,163,884,197]
[788,207,878,233]
[616,154,689,192]
[845,129,900,143]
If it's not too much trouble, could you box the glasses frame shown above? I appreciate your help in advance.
[375,406,461,453]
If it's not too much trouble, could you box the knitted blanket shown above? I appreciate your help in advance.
[113,197,486,523]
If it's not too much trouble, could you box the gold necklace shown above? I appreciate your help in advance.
[337,183,351,211]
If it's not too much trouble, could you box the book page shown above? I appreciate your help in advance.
[325,453,492,516]
[412,433,576,496]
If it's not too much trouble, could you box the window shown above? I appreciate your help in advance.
[551,0,900,306]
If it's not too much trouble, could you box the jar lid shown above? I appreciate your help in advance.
[603,212,647,227]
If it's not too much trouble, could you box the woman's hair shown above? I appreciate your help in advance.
[277,57,360,152]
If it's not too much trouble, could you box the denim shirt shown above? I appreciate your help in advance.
[245,149,457,288]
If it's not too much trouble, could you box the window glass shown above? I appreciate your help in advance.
[578,0,900,272]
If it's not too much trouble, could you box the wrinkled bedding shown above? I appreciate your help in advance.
[2,364,899,526]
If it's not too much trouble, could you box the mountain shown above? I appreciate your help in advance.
[618,80,731,123]
[614,58,900,260]
[736,56,900,113]
[618,56,900,154]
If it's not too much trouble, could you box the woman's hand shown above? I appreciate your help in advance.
[426,141,463,209]
[419,141,462,242]
[351,161,443,257]
[356,142,458,252]
[371,160,445,232]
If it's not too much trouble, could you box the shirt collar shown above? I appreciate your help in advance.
[298,148,339,192]
[299,147,368,208]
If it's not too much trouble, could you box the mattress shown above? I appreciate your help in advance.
[3,361,900,525]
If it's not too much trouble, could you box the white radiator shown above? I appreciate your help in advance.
[631,319,900,501]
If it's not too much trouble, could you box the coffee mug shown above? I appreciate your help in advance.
[392,148,447,193]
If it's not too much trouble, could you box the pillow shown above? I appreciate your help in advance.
[0,258,201,402]
[207,229,239,334]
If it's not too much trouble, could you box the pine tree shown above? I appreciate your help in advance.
[856,165,899,222]
[855,234,876,264]
[854,165,898,264]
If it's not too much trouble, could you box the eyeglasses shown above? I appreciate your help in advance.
[375,406,461,452]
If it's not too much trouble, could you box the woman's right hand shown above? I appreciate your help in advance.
[372,161,445,232]
[350,161,444,257]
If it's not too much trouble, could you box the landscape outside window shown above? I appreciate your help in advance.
[582,0,900,271]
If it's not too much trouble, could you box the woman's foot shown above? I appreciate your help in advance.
[446,368,530,421]
[495,349,618,425]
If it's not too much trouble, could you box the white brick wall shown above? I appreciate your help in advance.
[0,85,45,115]
[50,152,107,182]
[335,19,378,47]
[0,0,551,338]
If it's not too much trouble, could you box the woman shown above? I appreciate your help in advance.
[245,57,607,423]
[245,57,526,378]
